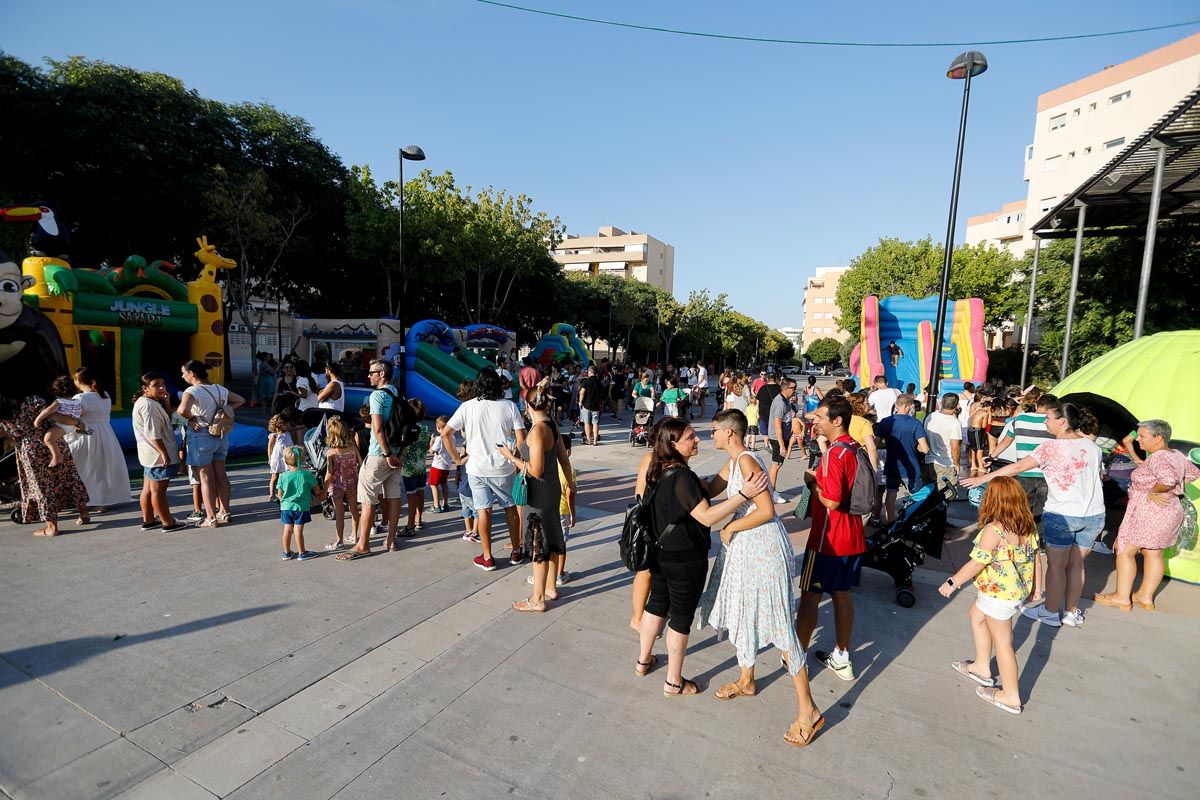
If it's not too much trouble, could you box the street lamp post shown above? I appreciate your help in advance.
[926,51,987,408]
[397,144,426,397]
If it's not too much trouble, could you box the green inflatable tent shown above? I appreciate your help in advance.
[1052,330,1200,584]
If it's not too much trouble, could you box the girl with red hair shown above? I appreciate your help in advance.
[938,476,1038,714]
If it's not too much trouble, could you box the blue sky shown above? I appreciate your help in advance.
[2,1,1196,328]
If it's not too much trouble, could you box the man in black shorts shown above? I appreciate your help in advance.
[767,377,797,502]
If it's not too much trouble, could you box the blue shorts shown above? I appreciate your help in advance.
[580,408,600,426]
[186,430,229,466]
[144,463,179,482]
[281,509,312,525]
[458,483,476,519]
[799,550,863,595]
[403,473,428,494]
[468,472,515,510]
[1042,512,1105,549]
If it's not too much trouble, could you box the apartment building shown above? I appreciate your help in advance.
[967,32,1200,256]
[551,225,675,292]
[801,266,851,352]
[778,326,804,353]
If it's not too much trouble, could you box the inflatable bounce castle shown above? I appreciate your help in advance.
[529,323,589,367]
[850,295,988,395]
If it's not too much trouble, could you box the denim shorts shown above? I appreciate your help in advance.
[468,472,515,510]
[280,509,312,525]
[144,463,179,482]
[580,408,600,426]
[1042,512,1105,549]
[403,472,428,494]
[186,430,229,466]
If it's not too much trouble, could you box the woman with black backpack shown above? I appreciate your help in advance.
[634,418,767,697]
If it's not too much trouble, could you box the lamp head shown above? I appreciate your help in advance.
[947,51,987,80]
[400,145,426,162]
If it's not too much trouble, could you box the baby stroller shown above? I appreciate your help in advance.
[862,478,956,607]
[1,448,24,524]
[302,408,365,521]
[629,396,655,447]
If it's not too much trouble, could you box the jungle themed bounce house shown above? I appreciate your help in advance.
[850,294,988,395]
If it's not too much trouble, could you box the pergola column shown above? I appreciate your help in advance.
[1134,139,1168,339]
[1060,201,1086,382]
[1019,237,1040,389]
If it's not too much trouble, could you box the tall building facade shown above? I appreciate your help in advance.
[967,33,1200,256]
[550,226,675,292]
[801,266,851,352]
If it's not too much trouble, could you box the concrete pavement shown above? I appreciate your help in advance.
[1,417,1198,800]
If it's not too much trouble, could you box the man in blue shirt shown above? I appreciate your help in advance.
[338,358,404,559]
[874,393,928,524]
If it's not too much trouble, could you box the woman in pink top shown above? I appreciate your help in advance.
[1095,419,1199,612]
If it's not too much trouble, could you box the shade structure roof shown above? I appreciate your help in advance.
[1029,85,1200,239]
[1050,330,1200,444]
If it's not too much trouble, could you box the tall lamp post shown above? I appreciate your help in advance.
[926,51,987,407]
[397,144,426,396]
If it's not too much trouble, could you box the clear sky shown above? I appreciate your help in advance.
[2,1,1196,328]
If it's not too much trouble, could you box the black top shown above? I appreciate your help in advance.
[650,467,711,562]
[755,384,782,432]
[579,376,604,411]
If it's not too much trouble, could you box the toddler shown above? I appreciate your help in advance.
[277,446,325,561]
[428,415,454,513]
[938,476,1037,715]
[35,375,90,467]
[401,398,430,535]
[323,416,361,551]
[745,395,760,450]
[266,414,293,501]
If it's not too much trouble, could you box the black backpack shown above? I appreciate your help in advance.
[619,474,677,572]
[379,386,419,455]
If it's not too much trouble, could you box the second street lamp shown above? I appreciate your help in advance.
[396,144,426,397]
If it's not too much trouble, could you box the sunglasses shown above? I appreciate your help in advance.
[368,369,384,375]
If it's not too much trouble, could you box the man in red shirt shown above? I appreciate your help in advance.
[796,395,865,682]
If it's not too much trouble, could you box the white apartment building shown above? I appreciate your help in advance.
[967,32,1200,256]
[551,225,675,292]
[801,266,851,352]
[778,326,804,353]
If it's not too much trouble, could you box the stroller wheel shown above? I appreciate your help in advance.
[896,587,916,608]
[10,506,21,525]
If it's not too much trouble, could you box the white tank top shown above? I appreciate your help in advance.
[318,379,345,411]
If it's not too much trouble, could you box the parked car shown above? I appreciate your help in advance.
[831,367,851,377]
[802,367,824,376]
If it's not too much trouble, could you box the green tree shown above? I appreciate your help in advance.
[804,337,843,367]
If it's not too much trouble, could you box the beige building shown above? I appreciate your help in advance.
[801,266,851,352]
[967,32,1200,255]
[551,226,675,292]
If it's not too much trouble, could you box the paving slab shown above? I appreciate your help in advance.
[12,738,162,800]
[261,676,372,739]
[113,769,217,800]
[173,717,306,798]
[327,647,426,697]
[125,691,257,766]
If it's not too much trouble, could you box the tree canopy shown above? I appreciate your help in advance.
[804,337,842,367]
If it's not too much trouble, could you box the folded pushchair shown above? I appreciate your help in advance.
[1,448,24,524]
[629,396,655,447]
[862,478,956,607]
[302,408,365,520]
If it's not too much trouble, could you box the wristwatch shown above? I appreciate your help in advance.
[945,578,956,587]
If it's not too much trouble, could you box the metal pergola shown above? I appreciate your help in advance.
[1026,83,1200,381]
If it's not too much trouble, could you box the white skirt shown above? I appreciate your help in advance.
[66,421,132,507]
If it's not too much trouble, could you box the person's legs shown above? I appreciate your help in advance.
[150,480,176,527]
[332,492,346,543]
[1043,546,1069,613]
[786,663,823,743]
[885,488,898,525]
[985,615,1021,709]
[294,523,307,554]
[663,628,690,690]
[795,591,821,650]
[630,569,652,631]
[282,522,294,555]
[354,501,376,552]
[1134,549,1166,607]
[1107,544,1139,603]
[139,477,155,524]
[196,465,218,521]
[1065,546,1089,614]
[831,590,855,652]
[212,459,231,516]
[384,498,402,547]
[477,508,494,560]
[968,602,994,681]
[505,505,521,553]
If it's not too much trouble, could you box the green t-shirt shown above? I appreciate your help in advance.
[277,469,317,512]
[402,424,432,478]
[661,388,686,405]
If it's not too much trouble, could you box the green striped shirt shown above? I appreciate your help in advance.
[1002,412,1052,478]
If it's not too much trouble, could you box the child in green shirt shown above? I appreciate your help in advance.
[660,378,686,418]
[277,446,326,561]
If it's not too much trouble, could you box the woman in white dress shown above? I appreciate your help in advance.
[699,408,825,747]
[66,367,132,511]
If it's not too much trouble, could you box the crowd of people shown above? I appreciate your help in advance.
[2,350,1196,742]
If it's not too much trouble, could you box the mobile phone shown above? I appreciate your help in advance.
[495,443,505,449]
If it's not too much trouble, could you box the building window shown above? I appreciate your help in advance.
[1044,155,1062,172]
[1049,113,1067,130]
[1104,137,1125,150]
[1089,102,1097,112]
[1083,146,1092,155]
[1109,90,1130,105]
[1025,144,1034,161]
[1040,196,1057,213]
[1072,108,1080,117]
[822,327,833,334]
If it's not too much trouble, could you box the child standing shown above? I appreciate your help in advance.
[401,398,430,536]
[277,446,325,561]
[428,416,454,513]
[323,416,361,551]
[266,414,293,501]
[659,377,685,418]
[745,395,760,450]
[967,399,992,475]
[938,476,1037,715]
[35,376,90,467]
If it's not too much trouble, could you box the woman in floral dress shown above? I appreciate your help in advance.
[0,393,90,536]
[699,408,824,747]
[1095,419,1200,612]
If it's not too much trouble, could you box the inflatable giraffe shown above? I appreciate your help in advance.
[188,235,236,384]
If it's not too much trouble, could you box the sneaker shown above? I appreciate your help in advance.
[473,554,497,571]
[771,492,787,504]
[462,531,480,543]
[185,511,205,524]
[1061,608,1086,627]
[140,521,162,531]
[556,571,570,587]
[815,650,855,681]
[1091,540,1115,555]
[161,522,188,533]
[281,551,297,561]
[510,550,529,567]
[296,551,318,561]
[1021,605,1062,627]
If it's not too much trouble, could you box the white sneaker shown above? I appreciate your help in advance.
[1092,541,1115,555]
[1061,608,1086,627]
[814,650,855,681]
[1021,605,1062,627]
[771,492,787,504]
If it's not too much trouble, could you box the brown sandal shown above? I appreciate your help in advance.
[784,715,826,747]
[1093,593,1132,612]
[635,654,658,676]
[1131,595,1156,611]
[715,681,757,700]
[663,678,699,697]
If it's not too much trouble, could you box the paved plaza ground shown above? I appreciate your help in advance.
[2,415,1198,800]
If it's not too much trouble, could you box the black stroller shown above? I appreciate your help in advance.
[302,408,365,521]
[1,448,23,524]
[863,478,956,607]
[629,397,654,447]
